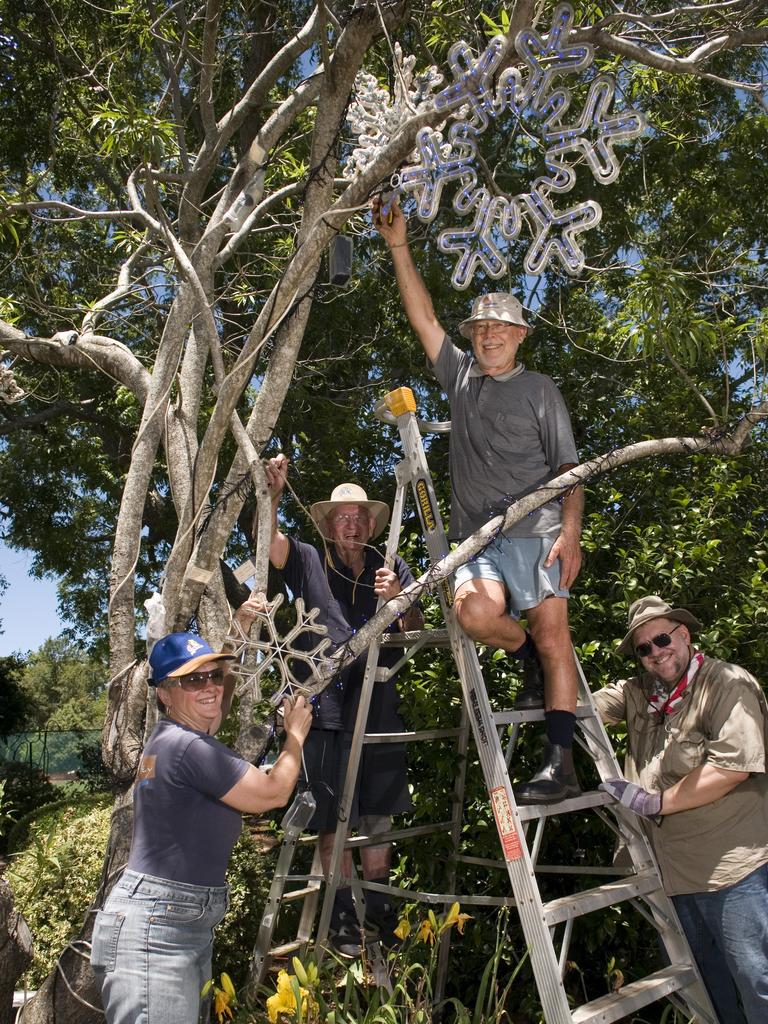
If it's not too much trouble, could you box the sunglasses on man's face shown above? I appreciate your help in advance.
[169,668,226,692]
[634,623,683,659]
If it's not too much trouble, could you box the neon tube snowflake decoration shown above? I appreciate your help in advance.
[345,3,646,288]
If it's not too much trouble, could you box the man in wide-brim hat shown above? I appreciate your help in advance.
[374,195,584,805]
[254,454,423,958]
[594,595,768,1023]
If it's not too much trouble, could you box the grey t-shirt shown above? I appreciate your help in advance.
[128,717,250,886]
[432,337,578,539]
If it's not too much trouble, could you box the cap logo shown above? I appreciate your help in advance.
[185,638,205,655]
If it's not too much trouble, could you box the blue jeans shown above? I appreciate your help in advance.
[90,870,228,1024]
[672,863,768,1024]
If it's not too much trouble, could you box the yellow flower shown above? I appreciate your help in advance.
[417,918,435,945]
[393,917,411,941]
[291,956,319,987]
[266,969,310,1023]
[441,902,472,935]
[203,973,237,1024]
[214,988,235,1022]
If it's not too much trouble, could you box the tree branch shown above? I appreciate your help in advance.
[0,322,150,403]
[575,22,768,92]
[297,411,767,696]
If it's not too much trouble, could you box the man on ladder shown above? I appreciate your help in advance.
[260,454,423,955]
[375,197,583,805]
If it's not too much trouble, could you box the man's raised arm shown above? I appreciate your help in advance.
[372,197,445,364]
[263,453,290,568]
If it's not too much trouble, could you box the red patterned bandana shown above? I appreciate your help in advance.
[648,652,704,717]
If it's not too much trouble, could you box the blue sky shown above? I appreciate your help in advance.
[0,540,66,656]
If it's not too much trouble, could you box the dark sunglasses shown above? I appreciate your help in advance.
[170,668,226,692]
[634,623,683,659]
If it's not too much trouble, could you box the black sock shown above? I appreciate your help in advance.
[331,886,355,928]
[364,876,391,917]
[511,631,539,661]
[545,709,576,748]
[364,877,397,932]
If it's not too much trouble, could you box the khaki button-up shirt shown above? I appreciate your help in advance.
[594,656,768,895]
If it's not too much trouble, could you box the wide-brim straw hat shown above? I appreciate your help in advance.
[459,292,530,339]
[310,483,389,539]
[618,596,701,655]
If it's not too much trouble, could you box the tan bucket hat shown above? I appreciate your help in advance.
[310,483,389,539]
[618,595,701,655]
[459,292,530,339]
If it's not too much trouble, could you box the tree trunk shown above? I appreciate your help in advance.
[0,877,33,1024]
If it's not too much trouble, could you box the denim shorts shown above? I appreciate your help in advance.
[453,534,568,615]
[90,870,228,1024]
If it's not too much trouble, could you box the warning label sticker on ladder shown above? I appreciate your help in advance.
[490,786,523,861]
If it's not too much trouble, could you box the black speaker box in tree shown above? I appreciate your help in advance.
[328,235,353,285]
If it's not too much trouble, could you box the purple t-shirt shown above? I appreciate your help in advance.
[278,538,415,732]
[127,717,250,886]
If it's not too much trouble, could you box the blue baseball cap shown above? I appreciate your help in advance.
[149,632,234,685]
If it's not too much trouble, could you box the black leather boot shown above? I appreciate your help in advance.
[514,742,581,805]
[513,657,545,710]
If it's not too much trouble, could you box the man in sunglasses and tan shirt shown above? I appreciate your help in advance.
[594,595,768,1024]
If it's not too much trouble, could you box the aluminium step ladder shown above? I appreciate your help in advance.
[248,387,718,1024]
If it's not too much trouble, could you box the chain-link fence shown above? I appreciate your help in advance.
[0,730,100,775]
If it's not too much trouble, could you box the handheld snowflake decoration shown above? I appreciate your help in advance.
[346,3,646,288]
[228,594,335,704]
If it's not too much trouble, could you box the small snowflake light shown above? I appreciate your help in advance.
[346,3,646,288]
[0,362,25,403]
[344,43,444,181]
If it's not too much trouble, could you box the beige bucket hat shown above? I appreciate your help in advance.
[459,292,531,339]
[310,483,389,539]
[618,595,701,655]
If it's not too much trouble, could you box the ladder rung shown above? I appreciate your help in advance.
[543,871,660,926]
[456,853,633,877]
[280,884,322,902]
[516,790,613,820]
[363,728,462,744]
[268,939,307,958]
[345,821,453,847]
[570,964,697,1024]
[379,628,451,647]
[493,705,598,726]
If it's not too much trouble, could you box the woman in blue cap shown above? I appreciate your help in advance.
[90,628,312,1024]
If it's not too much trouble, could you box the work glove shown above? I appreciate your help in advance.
[599,778,663,824]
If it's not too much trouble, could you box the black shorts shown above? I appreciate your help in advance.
[300,729,411,831]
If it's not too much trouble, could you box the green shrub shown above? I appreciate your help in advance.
[76,736,120,793]
[212,822,279,987]
[0,760,56,818]
[9,795,276,990]
[0,761,55,852]
[9,794,113,986]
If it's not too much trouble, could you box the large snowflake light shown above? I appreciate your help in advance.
[228,594,335,704]
[345,3,646,288]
